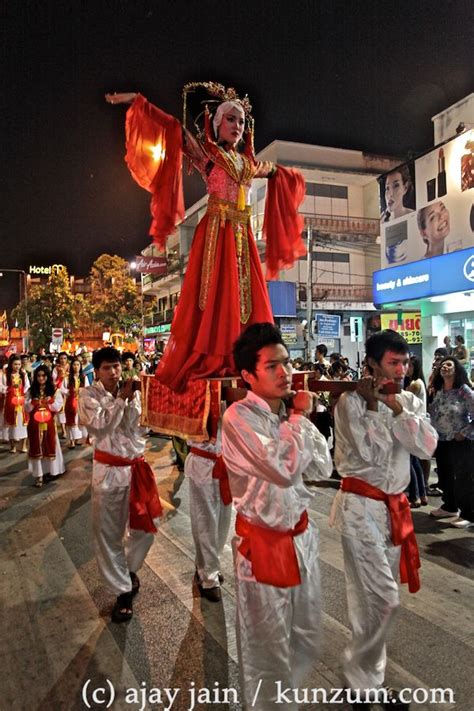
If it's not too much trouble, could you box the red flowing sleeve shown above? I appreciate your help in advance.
[262,166,306,280]
[125,94,185,250]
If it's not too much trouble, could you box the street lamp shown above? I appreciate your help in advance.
[129,261,144,347]
[0,268,29,350]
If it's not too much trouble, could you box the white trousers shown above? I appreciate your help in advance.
[234,525,322,711]
[341,533,401,692]
[91,464,158,595]
[188,474,231,588]
[28,433,65,478]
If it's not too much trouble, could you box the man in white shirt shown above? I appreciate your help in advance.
[78,347,161,623]
[222,323,332,711]
[331,330,437,708]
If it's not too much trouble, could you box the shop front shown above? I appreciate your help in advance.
[373,247,474,376]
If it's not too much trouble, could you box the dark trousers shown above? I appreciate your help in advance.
[435,439,474,520]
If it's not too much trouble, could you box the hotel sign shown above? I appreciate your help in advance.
[29,264,66,275]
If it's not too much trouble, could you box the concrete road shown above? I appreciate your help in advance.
[0,436,472,711]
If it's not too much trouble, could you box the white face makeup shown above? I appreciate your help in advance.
[217,107,245,146]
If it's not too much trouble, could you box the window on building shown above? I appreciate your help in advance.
[312,251,350,285]
[305,183,348,216]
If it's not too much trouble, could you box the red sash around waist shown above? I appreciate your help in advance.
[189,446,232,505]
[235,510,308,588]
[94,449,162,533]
[341,476,421,593]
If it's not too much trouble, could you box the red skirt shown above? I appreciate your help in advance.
[156,197,273,391]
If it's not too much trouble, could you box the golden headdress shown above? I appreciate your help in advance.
[182,81,255,160]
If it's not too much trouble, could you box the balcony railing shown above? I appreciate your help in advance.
[143,309,175,327]
[302,213,380,236]
[299,283,373,302]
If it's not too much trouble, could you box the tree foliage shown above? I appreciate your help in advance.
[11,267,76,350]
[89,254,142,333]
[10,254,143,349]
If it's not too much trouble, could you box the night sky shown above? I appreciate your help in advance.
[1,0,473,309]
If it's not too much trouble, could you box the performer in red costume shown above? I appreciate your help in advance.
[26,365,65,487]
[1,354,29,453]
[106,83,306,391]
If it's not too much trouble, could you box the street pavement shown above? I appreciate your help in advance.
[0,436,473,711]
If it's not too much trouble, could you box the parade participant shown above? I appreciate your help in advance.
[20,353,33,377]
[80,351,95,386]
[222,323,332,710]
[330,330,437,708]
[25,365,65,487]
[78,347,162,623]
[121,351,141,381]
[186,425,231,603]
[53,360,67,439]
[106,83,306,391]
[53,352,70,383]
[1,354,29,453]
[63,357,88,448]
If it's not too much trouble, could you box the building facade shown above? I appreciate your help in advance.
[373,94,474,377]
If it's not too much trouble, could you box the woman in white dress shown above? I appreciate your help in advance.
[62,357,88,448]
[25,365,65,487]
[0,354,30,453]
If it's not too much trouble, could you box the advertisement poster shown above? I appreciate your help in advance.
[379,130,474,268]
[380,312,422,344]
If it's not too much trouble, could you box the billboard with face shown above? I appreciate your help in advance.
[379,130,474,268]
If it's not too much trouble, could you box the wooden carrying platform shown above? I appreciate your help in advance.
[141,373,399,441]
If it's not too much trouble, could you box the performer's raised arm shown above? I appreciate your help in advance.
[105,92,138,105]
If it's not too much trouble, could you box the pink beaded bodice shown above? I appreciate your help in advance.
[205,161,248,202]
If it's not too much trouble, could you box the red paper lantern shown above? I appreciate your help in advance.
[34,408,52,423]
[11,395,24,406]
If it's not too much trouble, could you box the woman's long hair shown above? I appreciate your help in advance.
[404,355,426,387]
[67,358,85,388]
[30,365,56,399]
[6,354,27,387]
[431,356,471,392]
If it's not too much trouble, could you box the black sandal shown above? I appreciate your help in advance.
[130,572,140,597]
[111,591,133,623]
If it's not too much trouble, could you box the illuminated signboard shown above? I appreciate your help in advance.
[29,264,66,275]
[143,323,171,336]
[380,313,421,344]
[373,247,474,306]
[378,129,474,269]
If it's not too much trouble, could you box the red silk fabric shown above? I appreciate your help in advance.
[263,165,307,280]
[141,376,221,442]
[27,399,56,458]
[94,449,162,533]
[64,386,79,427]
[189,447,232,505]
[341,477,421,593]
[125,94,185,249]
[154,211,273,391]
[236,510,308,588]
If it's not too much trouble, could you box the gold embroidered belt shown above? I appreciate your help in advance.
[199,195,252,324]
